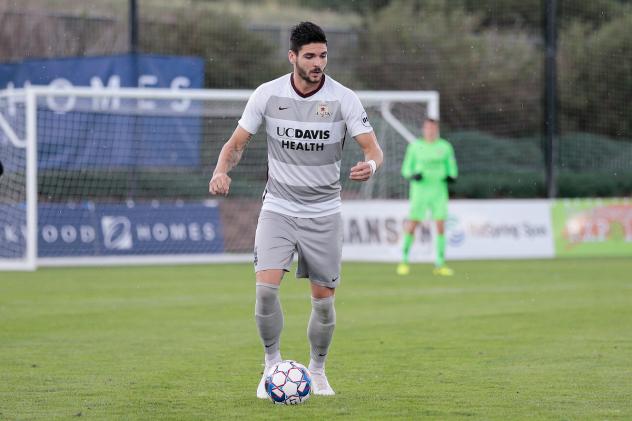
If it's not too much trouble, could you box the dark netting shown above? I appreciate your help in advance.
[1,0,631,198]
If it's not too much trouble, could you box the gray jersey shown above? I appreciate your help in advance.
[238,74,372,218]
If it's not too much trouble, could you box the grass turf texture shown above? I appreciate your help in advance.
[1,259,631,420]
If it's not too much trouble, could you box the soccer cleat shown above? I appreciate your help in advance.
[433,266,454,276]
[396,263,410,276]
[256,365,273,399]
[310,370,335,396]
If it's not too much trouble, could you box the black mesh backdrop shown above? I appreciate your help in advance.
[1,0,631,198]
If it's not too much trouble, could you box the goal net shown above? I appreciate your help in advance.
[0,86,437,270]
[0,89,36,270]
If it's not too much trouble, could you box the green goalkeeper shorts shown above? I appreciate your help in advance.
[408,197,448,221]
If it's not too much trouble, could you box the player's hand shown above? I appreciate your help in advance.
[411,173,423,181]
[349,161,373,182]
[209,172,231,196]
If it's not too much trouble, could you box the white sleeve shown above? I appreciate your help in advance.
[238,85,267,135]
[342,90,373,138]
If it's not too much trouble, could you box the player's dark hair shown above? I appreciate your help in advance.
[290,22,327,53]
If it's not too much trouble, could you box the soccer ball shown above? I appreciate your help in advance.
[265,360,312,405]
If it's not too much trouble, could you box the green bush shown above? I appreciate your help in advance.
[558,172,632,198]
[559,132,632,171]
[444,130,632,198]
[447,131,544,174]
[450,173,545,198]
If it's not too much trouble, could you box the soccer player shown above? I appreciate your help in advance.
[397,117,458,276]
[209,22,383,398]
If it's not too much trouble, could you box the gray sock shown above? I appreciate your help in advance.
[255,283,283,361]
[307,296,336,370]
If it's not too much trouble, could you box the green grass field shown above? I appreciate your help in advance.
[1,258,631,420]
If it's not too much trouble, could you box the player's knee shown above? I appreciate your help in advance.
[255,283,280,315]
[311,296,336,325]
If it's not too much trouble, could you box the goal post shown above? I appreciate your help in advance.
[0,89,38,270]
[0,85,438,270]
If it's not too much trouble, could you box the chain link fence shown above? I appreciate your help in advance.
[1,0,630,198]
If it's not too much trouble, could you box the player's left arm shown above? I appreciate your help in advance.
[349,131,383,182]
[445,143,458,183]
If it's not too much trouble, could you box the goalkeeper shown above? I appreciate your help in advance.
[397,117,458,276]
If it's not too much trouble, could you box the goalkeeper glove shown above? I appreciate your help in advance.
[444,176,456,184]
[410,173,423,181]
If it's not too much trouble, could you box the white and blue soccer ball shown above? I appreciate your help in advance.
[265,360,312,405]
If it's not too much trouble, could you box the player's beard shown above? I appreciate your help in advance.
[296,62,324,85]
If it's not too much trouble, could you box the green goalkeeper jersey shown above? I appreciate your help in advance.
[401,137,458,203]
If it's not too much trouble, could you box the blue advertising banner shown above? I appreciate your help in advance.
[0,204,26,259]
[0,202,224,258]
[0,54,204,90]
[0,54,205,168]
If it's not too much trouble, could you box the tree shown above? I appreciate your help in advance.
[283,0,392,14]
[140,8,285,88]
[352,0,542,136]
[560,10,632,139]
[459,0,626,31]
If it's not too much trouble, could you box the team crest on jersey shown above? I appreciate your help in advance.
[316,102,331,118]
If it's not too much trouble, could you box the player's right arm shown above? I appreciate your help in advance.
[210,83,266,196]
[401,144,421,181]
[209,126,253,196]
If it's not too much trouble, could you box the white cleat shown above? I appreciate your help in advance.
[310,370,335,396]
[256,366,271,399]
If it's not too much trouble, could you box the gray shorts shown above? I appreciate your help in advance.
[254,210,342,288]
